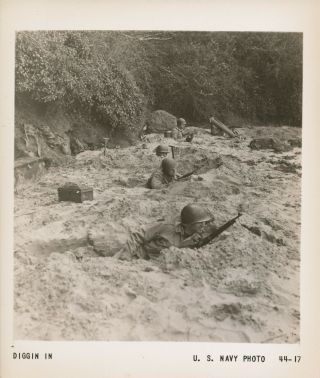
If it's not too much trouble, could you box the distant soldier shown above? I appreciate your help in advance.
[209,116,225,136]
[146,157,177,189]
[172,118,194,142]
[172,118,187,140]
[155,144,170,158]
[89,204,216,260]
[67,129,86,155]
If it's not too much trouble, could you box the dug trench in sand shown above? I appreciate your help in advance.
[14,126,301,342]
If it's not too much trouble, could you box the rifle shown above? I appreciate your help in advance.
[192,213,242,249]
[176,168,198,181]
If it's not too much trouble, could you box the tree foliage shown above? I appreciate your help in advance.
[15,31,302,136]
[16,31,145,135]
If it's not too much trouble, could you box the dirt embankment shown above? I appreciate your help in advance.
[15,97,115,164]
[14,125,301,342]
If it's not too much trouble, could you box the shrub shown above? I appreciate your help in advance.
[15,31,302,135]
[16,31,145,136]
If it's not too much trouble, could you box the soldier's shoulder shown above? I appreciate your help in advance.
[151,168,164,178]
[146,222,176,234]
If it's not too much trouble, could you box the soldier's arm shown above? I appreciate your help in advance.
[149,172,165,189]
[181,129,189,137]
[205,223,218,234]
[179,233,202,248]
[143,224,172,257]
[179,222,218,249]
[171,130,177,139]
[177,130,183,139]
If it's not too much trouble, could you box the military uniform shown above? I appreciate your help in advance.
[88,221,183,259]
[141,222,185,257]
[171,127,183,140]
[89,220,216,260]
[89,203,216,260]
[141,222,218,258]
[151,220,216,254]
[146,169,175,189]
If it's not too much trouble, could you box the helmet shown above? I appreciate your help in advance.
[161,157,176,174]
[177,118,186,127]
[180,204,212,225]
[156,144,169,155]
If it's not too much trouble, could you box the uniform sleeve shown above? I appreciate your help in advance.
[180,129,187,137]
[125,226,148,259]
[173,129,183,140]
[143,223,174,258]
[171,128,178,140]
[148,171,165,189]
[179,233,202,248]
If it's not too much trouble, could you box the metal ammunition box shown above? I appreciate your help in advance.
[58,186,93,203]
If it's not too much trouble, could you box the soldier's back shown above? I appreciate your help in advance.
[147,169,172,189]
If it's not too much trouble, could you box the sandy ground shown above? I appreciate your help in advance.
[14,126,301,342]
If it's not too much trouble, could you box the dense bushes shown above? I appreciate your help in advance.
[16,31,146,136]
[15,31,302,137]
[143,32,302,126]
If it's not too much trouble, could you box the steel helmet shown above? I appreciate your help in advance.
[177,118,186,127]
[156,144,169,155]
[161,157,176,174]
[180,204,212,225]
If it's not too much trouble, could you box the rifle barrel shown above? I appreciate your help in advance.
[195,213,242,248]
[176,169,198,181]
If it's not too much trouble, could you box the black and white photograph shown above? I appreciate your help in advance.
[2,1,320,376]
[13,30,302,343]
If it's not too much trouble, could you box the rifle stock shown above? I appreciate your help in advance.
[192,213,242,249]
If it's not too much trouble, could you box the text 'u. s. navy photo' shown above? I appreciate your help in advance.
[14,31,302,343]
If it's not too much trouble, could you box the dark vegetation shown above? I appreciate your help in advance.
[15,31,302,141]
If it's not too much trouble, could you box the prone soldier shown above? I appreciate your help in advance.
[88,204,217,260]
[146,157,177,189]
[88,204,241,260]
